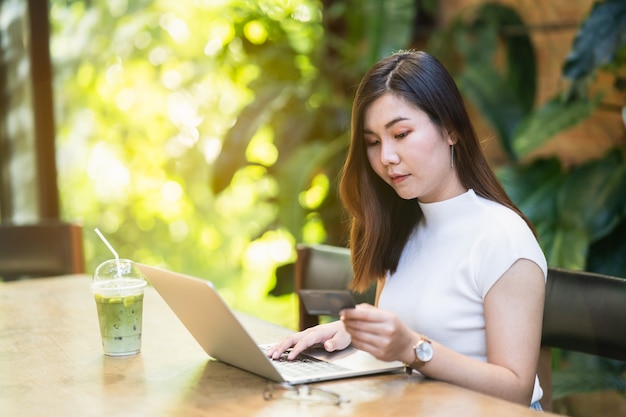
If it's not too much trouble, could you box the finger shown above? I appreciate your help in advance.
[342,316,397,343]
[342,315,386,334]
[323,329,351,352]
[287,331,328,360]
[268,334,302,359]
[340,303,380,322]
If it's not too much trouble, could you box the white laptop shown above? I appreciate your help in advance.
[137,263,404,384]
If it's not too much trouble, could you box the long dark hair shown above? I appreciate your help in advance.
[339,50,534,292]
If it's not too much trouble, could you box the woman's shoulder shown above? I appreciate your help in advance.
[469,194,547,287]
[469,194,543,259]
[470,193,531,233]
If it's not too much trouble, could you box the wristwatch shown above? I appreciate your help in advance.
[405,336,433,374]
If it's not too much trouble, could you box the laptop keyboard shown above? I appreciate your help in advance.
[260,345,349,378]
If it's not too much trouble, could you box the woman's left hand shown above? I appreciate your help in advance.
[340,303,417,363]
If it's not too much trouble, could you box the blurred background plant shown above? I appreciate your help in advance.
[50,0,426,326]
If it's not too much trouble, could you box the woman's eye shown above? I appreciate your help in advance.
[394,131,409,139]
[364,136,379,147]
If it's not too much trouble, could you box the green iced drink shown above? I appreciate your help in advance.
[93,260,146,356]
[94,284,144,356]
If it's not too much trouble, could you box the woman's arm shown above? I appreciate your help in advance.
[342,258,545,405]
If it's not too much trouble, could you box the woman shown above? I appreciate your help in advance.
[267,50,547,410]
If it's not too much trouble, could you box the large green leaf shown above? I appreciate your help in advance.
[552,369,626,399]
[472,2,537,114]
[588,218,626,278]
[274,141,327,239]
[563,0,626,81]
[534,221,556,258]
[497,157,563,224]
[267,92,323,153]
[546,227,589,270]
[275,133,349,240]
[213,0,417,209]
[512,94,600,157]
[363,0,416,64]
[557,150,626,241]
[457,65,525,158]
[211,83,293,193]
[441,2,537,159]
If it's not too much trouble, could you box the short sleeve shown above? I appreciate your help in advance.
[472,214,547,298]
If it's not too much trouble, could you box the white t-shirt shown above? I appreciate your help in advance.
[378,189,547,404]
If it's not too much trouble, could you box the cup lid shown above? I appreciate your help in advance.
[93,259,146,284]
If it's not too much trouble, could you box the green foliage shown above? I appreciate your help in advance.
[430,2,536,160]
[552,352,626,400]
[211,0,417,247]
[562,0,626,82]
[457,64,526,158]
[50,0,325,328]
[50,0,419,327]
[499,150,626,270]
[209,0,420,295]
[361,0,416,65]
[512,94,601,158]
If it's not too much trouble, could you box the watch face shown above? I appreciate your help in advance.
[416,340,434,362]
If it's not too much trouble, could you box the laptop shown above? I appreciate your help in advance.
[137,263,404,384]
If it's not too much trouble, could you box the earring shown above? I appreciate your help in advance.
[450,144,455,168]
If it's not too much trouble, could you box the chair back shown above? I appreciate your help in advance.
[538,267,626,410]
[541,268,626,361]
[295,243,376,330]
[0,222,85,281]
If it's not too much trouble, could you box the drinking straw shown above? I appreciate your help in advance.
[95,228,122,276]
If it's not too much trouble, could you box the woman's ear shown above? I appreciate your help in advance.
[446,131,457,146]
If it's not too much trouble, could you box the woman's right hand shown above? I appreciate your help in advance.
[266,320,352,360]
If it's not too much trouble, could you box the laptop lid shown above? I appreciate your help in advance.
[137,263,404,384]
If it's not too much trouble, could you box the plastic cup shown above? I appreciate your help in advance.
[92,259,147,356]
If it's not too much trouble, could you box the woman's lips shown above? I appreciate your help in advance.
[390,174,409,184]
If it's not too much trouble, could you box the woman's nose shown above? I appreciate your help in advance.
[380,141,400,165]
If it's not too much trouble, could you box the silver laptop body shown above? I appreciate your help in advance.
[137,263,404,384]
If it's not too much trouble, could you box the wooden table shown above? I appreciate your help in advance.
[0,276,555,416]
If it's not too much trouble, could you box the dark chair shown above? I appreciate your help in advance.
[538,267,626,410]
[0,222,85,281]
[294,243,376,331]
